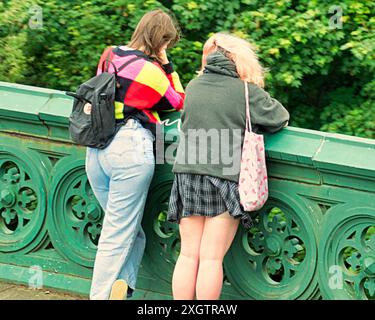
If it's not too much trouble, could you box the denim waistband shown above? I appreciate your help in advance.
[123,118,142,129]
[119,118,155,142]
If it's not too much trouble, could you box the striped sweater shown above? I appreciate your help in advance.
[96,46,185,137]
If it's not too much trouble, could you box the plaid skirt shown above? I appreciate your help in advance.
[167,173,254,229]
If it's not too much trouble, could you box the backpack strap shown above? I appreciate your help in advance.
[114,57,143,89]
[117,56,143,73]
[101,49,143,77]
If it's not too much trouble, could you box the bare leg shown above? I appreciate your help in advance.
[172,216,205,300]
[196,211,239,300]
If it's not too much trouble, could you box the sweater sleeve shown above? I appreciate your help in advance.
[148,61,185,113]
[249,84,290,133]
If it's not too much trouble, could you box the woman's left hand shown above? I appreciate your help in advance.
[158,48,169,65]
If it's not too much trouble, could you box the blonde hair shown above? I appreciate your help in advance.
[200,33,265,88]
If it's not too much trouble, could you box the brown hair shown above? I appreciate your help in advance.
[128,9,180,64]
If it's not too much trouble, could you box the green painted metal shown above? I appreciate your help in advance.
[0,81,374,300]
[318,206,375,299]
[224,187,321,300]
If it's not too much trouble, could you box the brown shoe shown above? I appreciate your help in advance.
[109,279,128,300]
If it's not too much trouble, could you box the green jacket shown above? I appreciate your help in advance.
[172,51,290,182]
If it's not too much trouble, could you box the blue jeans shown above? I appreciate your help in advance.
[85,118,155,300]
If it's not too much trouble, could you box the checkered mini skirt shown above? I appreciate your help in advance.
[167,173,254,229]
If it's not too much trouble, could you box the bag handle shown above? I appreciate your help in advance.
[101,47,116,75]
[244,81,252,132]
[65,91,92,104]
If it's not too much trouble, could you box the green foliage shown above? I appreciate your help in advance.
[24,0,165,89]
[171,0,240,35]
[0,0,374,139]
[0,0,34,83]
[170,38,202,84]
[321,100,375,138]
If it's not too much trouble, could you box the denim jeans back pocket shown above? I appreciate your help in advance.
[103,131,144,169]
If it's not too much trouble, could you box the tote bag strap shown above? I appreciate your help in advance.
[244,81,252,132]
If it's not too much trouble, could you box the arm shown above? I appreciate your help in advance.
[148,61,185,112]
[158,62,185,112]
[249,84,290,133]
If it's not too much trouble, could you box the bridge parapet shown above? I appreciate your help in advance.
[0,81,374,300]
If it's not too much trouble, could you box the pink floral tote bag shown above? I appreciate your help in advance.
[238,81,269,211]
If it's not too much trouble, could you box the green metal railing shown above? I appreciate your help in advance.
[0,81,374,300]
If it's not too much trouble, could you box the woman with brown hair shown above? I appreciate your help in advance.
[168,32,290,300]
[86,9,184,300]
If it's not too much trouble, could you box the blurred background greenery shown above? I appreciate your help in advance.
[0,0,374,138]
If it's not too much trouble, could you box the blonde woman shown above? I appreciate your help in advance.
[167,33,290,300]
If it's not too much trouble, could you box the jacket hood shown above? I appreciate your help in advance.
[204,51,238,78]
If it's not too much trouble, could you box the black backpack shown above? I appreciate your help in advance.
[66,49,141,149]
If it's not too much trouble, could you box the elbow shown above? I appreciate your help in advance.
[176,102,184,111]
[176,95,185,111]
[266,119,289,133]
[281,109,290,128]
